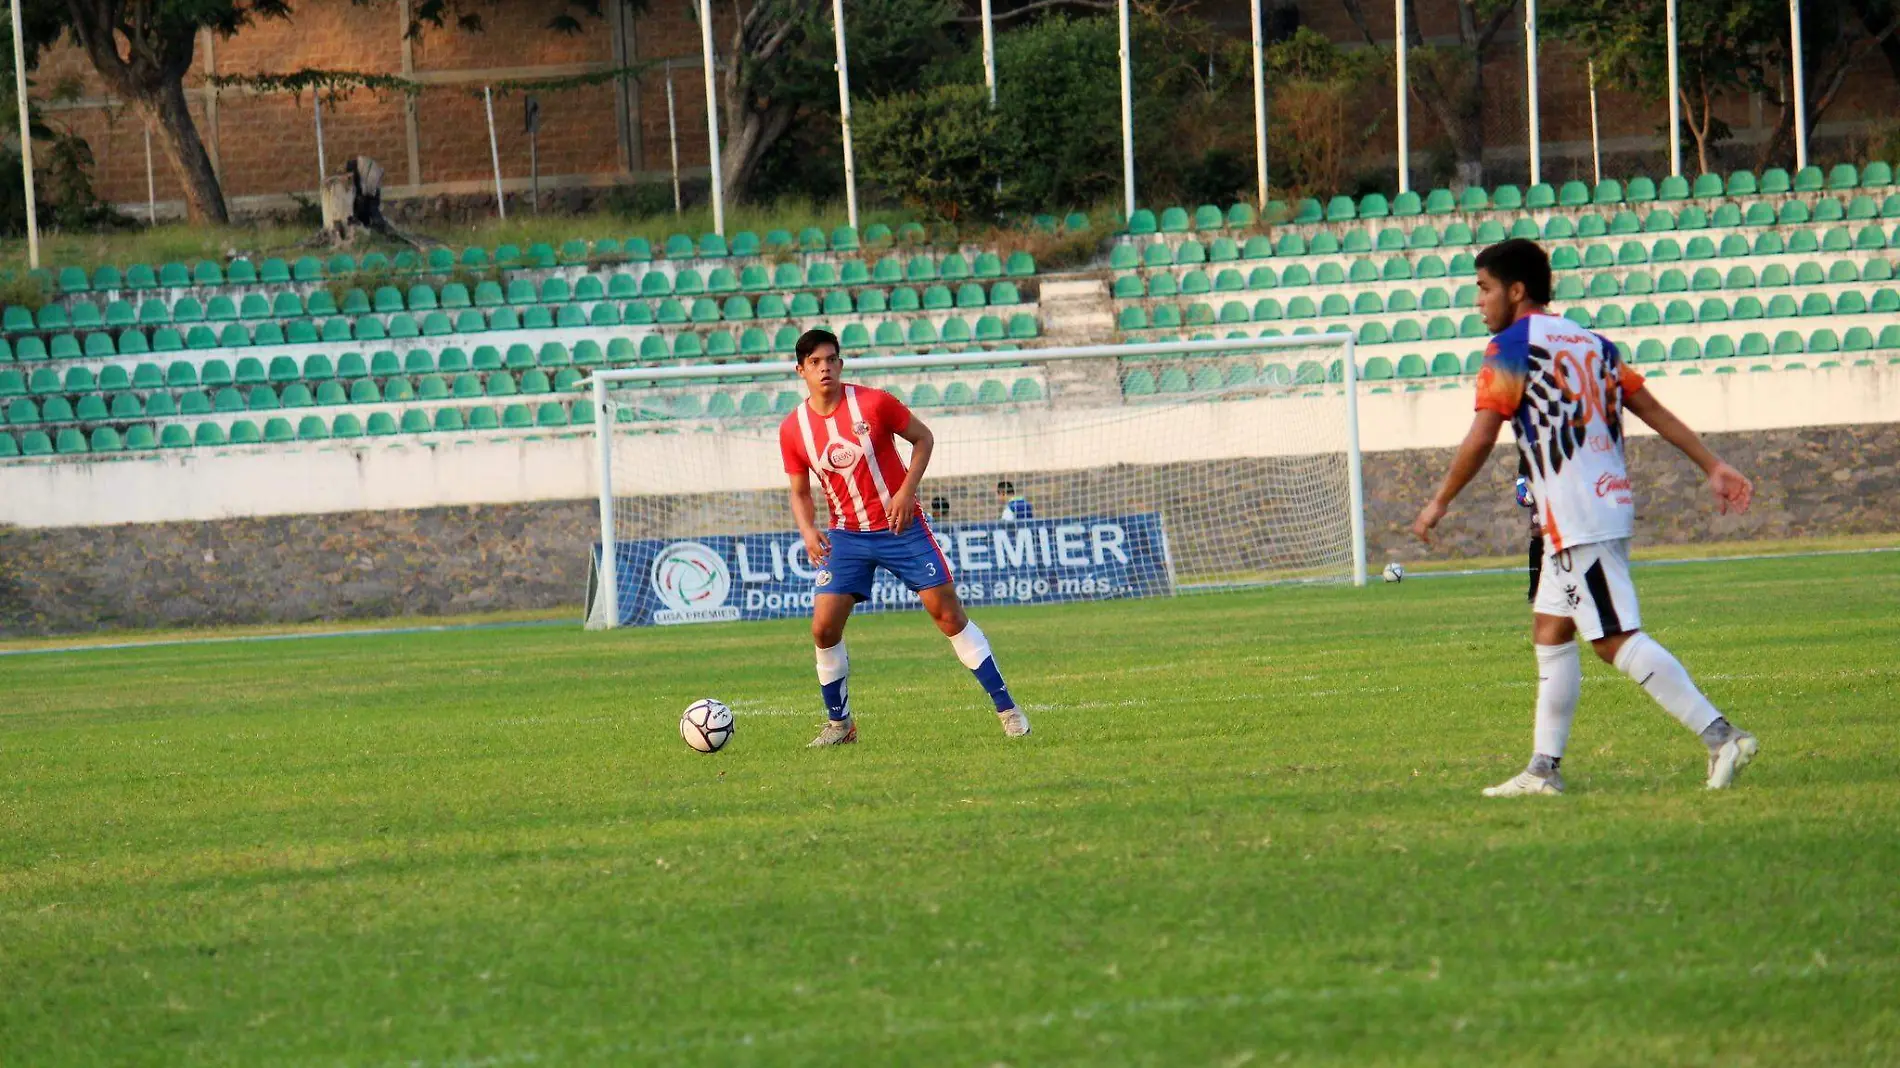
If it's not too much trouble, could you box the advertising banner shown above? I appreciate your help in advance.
[592,513,1173,626]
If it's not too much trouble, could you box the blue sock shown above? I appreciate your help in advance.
[949,622,1014,712]
[970,656,1014,712]
[816,642,850,721]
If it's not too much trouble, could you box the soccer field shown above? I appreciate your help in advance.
[4,553,1898,1066]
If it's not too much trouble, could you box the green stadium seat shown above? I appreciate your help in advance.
[1426,188,1457,214]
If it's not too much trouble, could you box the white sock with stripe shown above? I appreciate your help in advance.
[1612,632,1720,736]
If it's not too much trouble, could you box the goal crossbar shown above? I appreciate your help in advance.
[585,333,1365,628]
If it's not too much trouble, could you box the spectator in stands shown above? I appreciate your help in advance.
[996,481,1034,522]
[930,495,951,522]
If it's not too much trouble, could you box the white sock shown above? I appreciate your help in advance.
[948,621,1015,712]
[947,621,991,670]
[815,642,850,721]
[1613,632,1720,736]
[1533,642,1581,761]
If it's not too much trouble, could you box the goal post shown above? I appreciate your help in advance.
[585,334,1365,630]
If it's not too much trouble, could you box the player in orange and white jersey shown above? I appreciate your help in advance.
[1411,240,1760,795]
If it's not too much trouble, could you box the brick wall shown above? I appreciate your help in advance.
[28,0,730,212]
[26,1,1897,216]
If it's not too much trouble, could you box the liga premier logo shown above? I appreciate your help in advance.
[649,541,741,624]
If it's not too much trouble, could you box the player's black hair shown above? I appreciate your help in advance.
[996,480,1015,494]
[794,328,841,364]
[1474,238,1552,305]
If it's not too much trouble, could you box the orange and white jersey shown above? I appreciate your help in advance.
[1474,312,1647,552]
[779,384,921,533]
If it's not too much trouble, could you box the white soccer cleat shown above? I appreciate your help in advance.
[1706,731,1760,790]
[1482,770,1564,797]
[807,717,858,747]
[997,707,1032,737]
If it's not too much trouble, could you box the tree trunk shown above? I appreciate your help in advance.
[133,79,229,225]
[1449,70,1485,189]
[64,2,230,225]
[719,100,798,205]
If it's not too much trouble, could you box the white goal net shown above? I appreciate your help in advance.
[584,336,1364,629]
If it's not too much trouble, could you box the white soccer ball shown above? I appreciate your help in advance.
[1382,561,1406,583]
[680,698,735,753]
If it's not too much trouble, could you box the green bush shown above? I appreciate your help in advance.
[856,83,1001,222]
[990,15,1126,212]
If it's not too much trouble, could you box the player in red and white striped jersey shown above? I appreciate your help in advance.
[779,329,1032,746]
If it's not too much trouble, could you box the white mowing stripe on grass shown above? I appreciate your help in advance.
[411,954,1895,1065]
[4,546,1892,659]
[0,619,571,659]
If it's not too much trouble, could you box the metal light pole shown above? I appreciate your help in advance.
[1395,0,1410,194]
[1786,0,1801,168]
[483,86,505,218]
[1588,60,1602,186]
[831,0,858,229]
[666,69,682,214]
[10,0,39,267]
[1525,0,1541,188]
[981,0,997,106]
[1251,0,1269,211]
[1667,0,1682,176]
[699,0,726,235]
[1118,0,1136,219]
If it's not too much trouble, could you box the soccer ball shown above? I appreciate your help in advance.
[1382,562,1406,583]
[680,698,734,753]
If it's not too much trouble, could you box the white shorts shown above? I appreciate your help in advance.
[1532,538,1642,641]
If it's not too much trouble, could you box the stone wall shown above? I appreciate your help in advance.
[2,424,1893,636]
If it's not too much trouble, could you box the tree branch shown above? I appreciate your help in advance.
[1811,14,1900,116]
[953,0,1113,23]
[1475,0,1516,50]
[1335,0,1382,48]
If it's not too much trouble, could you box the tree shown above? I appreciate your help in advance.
[705,0,955,204]
[1751,0,1900,169]
[10,0,604,226]
[1336,0,1518,189]
[1544,0,1776,174]
[1544,0,1898,172]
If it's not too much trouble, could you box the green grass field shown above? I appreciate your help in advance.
[4,553,1898,1066]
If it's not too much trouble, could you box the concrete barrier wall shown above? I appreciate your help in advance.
[4,422,1894,636]
[5,364,1897,530]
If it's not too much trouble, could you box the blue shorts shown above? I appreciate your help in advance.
[816,523,953,602]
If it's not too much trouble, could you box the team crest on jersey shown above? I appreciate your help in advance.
[1564,584,1581,609]
[852,420,870,436]
[820,440,862,471]
[814,569,832,587]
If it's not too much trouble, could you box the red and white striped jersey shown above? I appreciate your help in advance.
[779,384,921,532]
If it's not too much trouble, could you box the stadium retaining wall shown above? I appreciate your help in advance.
[2,422,1894,635]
